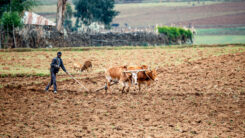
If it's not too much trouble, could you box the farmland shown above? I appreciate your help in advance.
[0,45,245,137]
[1,0,245,137]
[32,1,245,45]
[33,1,245,28]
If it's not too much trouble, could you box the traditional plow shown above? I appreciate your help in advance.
[68,69,149,93]
[95,69,147,92]
[67,73,89,92]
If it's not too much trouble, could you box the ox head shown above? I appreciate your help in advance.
[146,68,158,81]
[131,71,138,85]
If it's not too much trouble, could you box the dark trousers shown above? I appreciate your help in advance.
[45,70,57,91]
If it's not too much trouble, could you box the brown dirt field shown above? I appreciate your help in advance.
[113,2,245,27]
[1,46,245,75]
[179,12,245,28]
[0,52,245,137]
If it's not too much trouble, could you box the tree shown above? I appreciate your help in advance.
[0,0,36,18]
[73,0,119,28]
[0,0,36,30]
[64,3,73,31]
[1,11,22,31]
[0,0,36,48]
[56,0,67,32]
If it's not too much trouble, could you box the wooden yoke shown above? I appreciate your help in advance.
[123,69,146,85]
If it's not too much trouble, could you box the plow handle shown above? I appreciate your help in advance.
[67,73,89,92]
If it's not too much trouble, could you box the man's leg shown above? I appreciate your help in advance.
[52,72,57,93]
[45,71,53,91]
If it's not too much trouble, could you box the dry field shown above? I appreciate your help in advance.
[34,1,245,28]
[113,1,245,27]
[0,45,245,137]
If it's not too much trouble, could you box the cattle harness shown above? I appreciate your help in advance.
[123,69,154,84]
[94,69,155,93]
[67,73,89,92]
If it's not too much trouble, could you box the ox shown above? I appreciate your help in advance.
[127,65,158,92]
[104,65,158,93]
[104,66,132,93]
[73,60,92,72]
[81,60,92,72]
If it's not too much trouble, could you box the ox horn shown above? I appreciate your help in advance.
[155,65,159,70]
[149,66,152,71]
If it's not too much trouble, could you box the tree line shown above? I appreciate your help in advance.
[0,0,119,33]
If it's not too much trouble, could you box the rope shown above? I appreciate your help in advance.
[94,82,117,92]
[145,70,154,81]
[123,69,154,82]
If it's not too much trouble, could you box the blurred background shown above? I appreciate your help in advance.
[32,0,245,45]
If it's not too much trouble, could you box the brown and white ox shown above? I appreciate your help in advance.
[127,65,158,92]
[105,65,158,93]
[104,65,132,93]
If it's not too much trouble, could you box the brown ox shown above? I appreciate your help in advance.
[127,65,158,92]
[73,60,92,72]
[81,60,92,72]
[104,66,132,93]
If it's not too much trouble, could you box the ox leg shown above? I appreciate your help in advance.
[126,82,131,93]
[122,86,125,94]
[105,81,111,93]
[105,77,112,93]
[120,81,127,94]
[138,83,141,92]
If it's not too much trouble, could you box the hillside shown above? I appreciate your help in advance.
[33,1,245,28]
[113,1,245,27]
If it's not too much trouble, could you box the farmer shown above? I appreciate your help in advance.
[45,52,68,93]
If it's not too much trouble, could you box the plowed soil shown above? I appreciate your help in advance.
[0,52,245,137]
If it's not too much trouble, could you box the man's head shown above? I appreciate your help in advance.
[57,52,62,58]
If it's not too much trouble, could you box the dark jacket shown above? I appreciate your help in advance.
[50,57,67,73]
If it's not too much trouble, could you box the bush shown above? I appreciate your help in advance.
[0,11,23,31]
[157,26,193,43]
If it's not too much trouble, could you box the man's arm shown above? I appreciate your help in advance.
[60,59,67,73]
[51,58,57,68]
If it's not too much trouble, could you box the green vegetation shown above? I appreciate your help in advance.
[73,0,119,28]
[0,0,36,18]
[0,0,36,31]
[194,35,245,45]
[157,26,193,43]
[64,3,73,31]
[0,0,36,48]
[0,11,23,31]
[197,27,245,35]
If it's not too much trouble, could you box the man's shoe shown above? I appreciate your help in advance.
[54,91,57,94]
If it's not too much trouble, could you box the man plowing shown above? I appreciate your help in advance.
[45,52,68,94]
